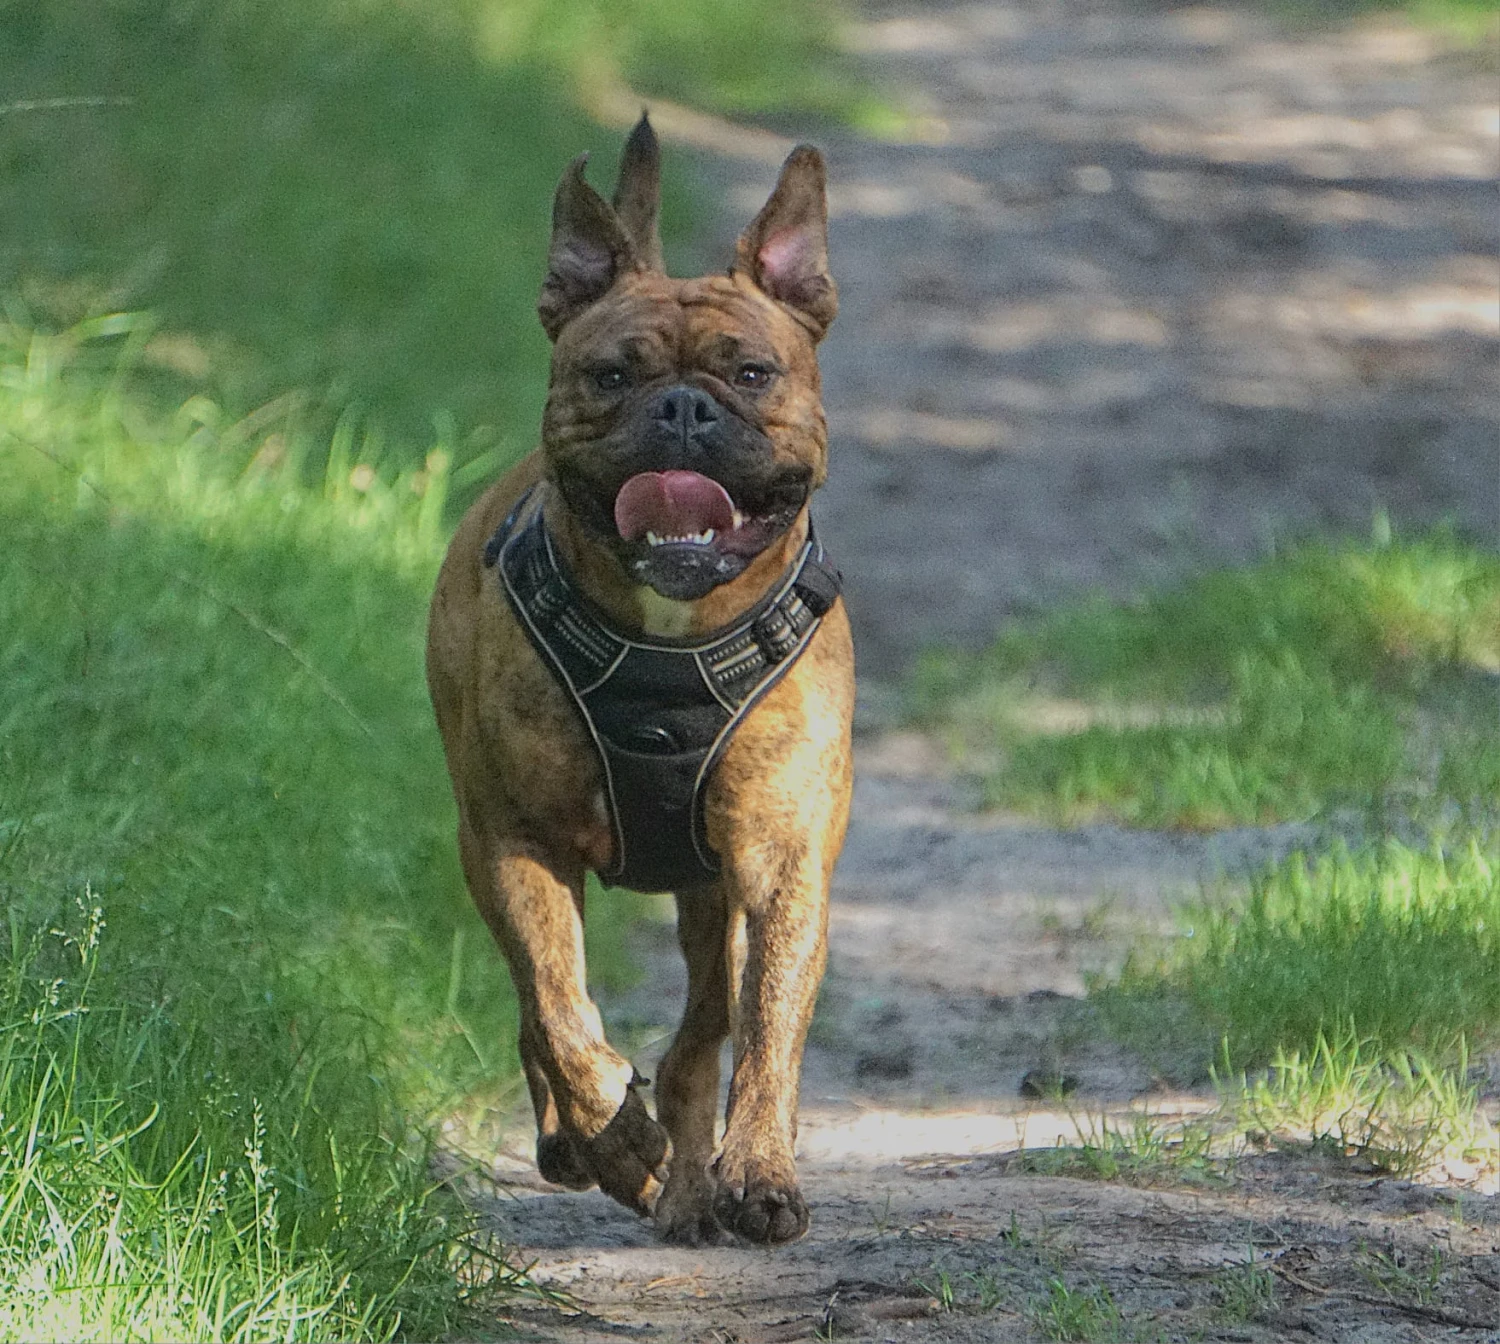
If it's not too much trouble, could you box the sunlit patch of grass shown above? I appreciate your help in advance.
[995,650,1405,828]
[1,313,529,1099]
[0,901,491,1343]
[1011,1110,1227,1188]
[1098,838,1500,1072]
[909,526,1500,830]
[1223,1028,1497,1181]
[1002,1033,1496,1197]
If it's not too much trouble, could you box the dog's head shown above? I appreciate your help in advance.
[536,115,836,603]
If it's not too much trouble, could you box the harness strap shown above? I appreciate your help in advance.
[484,486,840,892]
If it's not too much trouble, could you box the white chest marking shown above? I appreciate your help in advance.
[636,588,697,638]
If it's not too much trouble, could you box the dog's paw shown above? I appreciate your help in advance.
[712,1165,809,1245]
[581,1087,669,1216]
[535,1131,595,1190]
[654,1171,734,1246]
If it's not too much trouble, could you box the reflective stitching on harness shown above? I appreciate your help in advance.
[577,645,629,698]
[484,485,841,893]
[692,651,738,714]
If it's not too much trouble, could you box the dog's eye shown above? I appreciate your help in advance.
[735,363,776,390]
[592,366,630,393]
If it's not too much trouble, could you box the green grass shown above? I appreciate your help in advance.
[1210,1257,1276,1324]
[0,0,864,469]
[1027,1278,1123,1343]
[0,313,639,1336]
[1229,1028,1495,1176]
[0,901,493,1342]
[909,527,1500,829]
[993,650,1406,830]
[0,8,861,1327]
[1,313,521,1096]
[913,529,1500,1151]
[1011,1111,1225,1187]
[1099,838,1500,1071]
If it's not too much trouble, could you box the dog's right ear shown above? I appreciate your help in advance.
[537,155,636,341]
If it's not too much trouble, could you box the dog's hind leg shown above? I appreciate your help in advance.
[464,829,668,1215]
[653,885,733,1245]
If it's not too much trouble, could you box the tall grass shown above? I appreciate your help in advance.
[0,314,604,1337]
[1,313,517,1096]
[0,900,475,1342]
[1098,838,1500,1071]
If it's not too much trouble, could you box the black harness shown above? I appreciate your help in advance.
[483,488,841,893]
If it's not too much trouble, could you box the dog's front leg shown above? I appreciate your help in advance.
[653,884,734,1245]
[469,834,668,1214]
[711,853,830,1245]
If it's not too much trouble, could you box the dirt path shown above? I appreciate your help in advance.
[456,2,1499,1338]
[785,0,1496,681]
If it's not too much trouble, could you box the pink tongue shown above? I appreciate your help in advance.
[614,471,736,541]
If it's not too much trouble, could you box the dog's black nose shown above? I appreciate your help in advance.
[650,385,720,438]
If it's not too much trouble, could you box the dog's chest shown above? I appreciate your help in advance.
[634,589,696,638]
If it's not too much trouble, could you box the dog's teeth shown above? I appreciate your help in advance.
[731,510,746,530]
[644,529,717,547]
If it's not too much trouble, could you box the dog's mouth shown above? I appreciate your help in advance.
[613,470,804,601]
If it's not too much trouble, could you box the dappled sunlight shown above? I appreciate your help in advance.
[800,0,1497,676]
[4,0,1497,1335]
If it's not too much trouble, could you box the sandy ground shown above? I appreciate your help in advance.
[451,1,1500,1338]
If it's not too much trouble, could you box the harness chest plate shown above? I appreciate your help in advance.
[483,489,841,893]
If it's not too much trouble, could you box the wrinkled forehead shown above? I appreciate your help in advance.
[552,273,807,365]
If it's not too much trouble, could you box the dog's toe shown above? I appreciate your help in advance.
[713,1173,809,1245]
[535,1131,595,1190]
[658,1202,732,1246]
[655,1172,733,1246]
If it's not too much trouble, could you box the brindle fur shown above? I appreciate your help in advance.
[426,119,852,1246]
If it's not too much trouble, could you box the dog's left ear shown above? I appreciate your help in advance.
[734,145,837,341]
[537,155,637,341]
[612,112,664,272]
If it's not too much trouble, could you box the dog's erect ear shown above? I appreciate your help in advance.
[734,145,837,341]
[537,155,637,341]
[612,112,663,272]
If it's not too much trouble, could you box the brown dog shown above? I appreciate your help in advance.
[425,116,852,1246]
